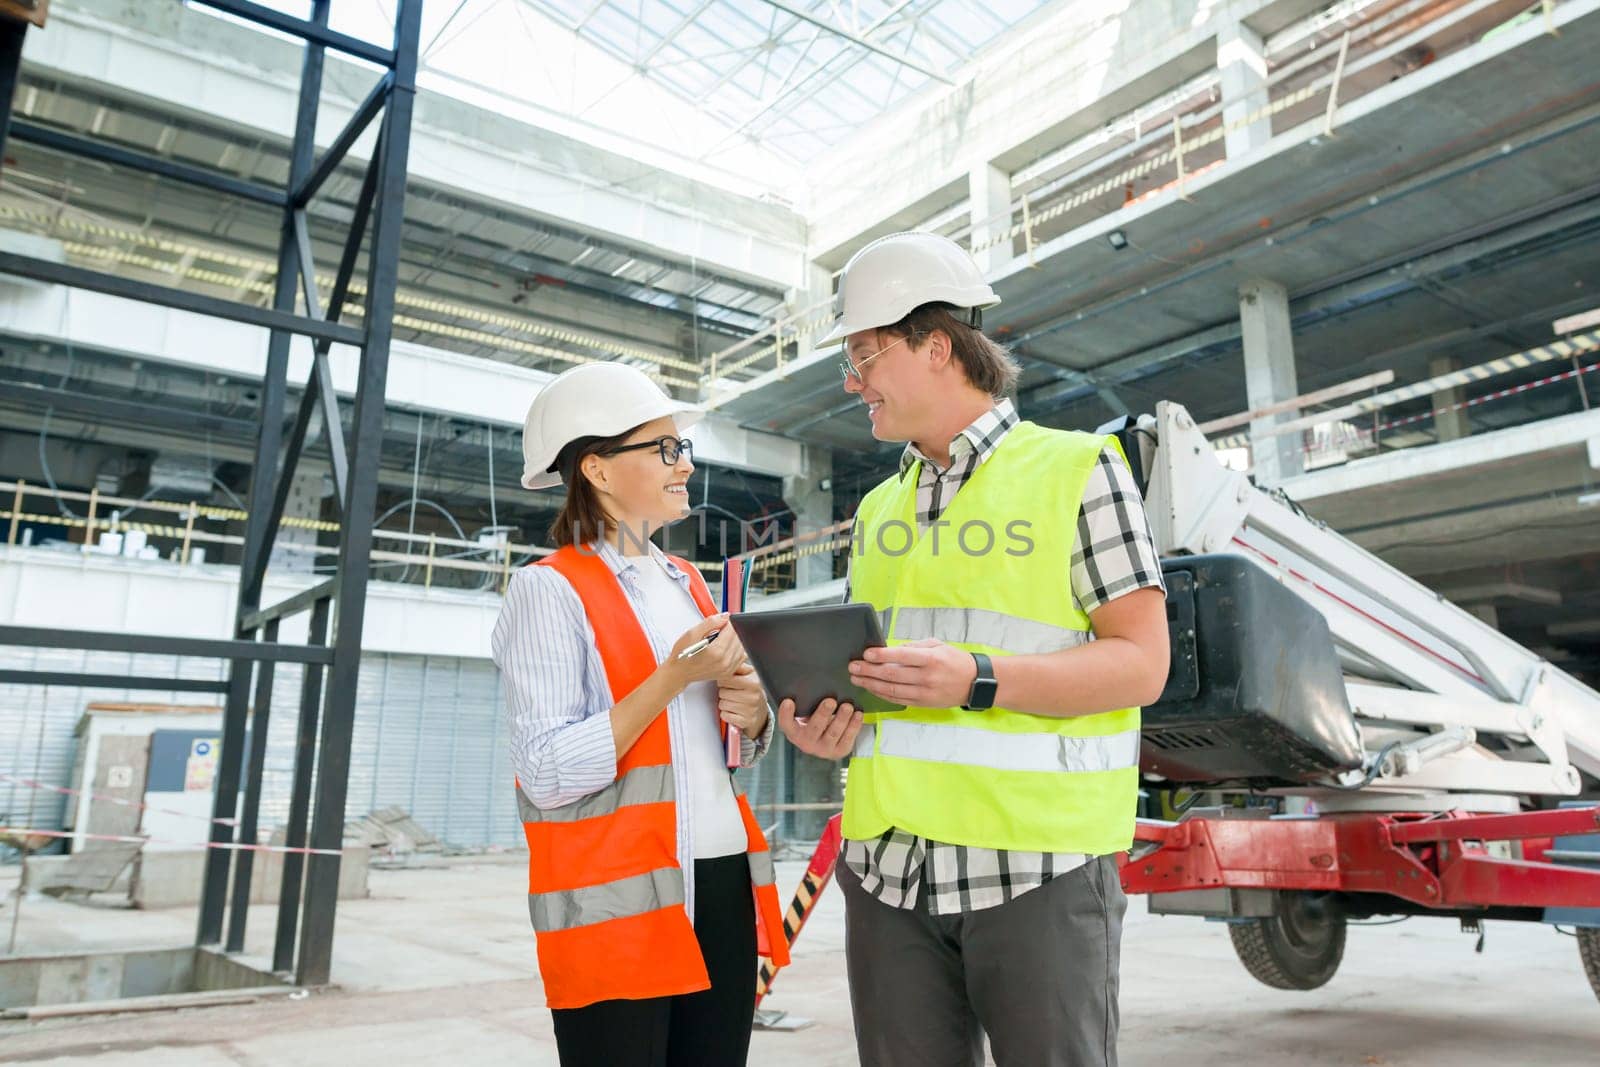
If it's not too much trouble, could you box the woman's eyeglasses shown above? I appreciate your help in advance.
[598,436,693,466]
[838,334,909,382]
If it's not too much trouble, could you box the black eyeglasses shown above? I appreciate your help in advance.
[598,435,693,465]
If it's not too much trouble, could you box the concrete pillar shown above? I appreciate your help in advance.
[1429,355,1470,442]
[782,445,835,589]
[1239,278,1304,485]
[969,163,1014,274]
[1219,19,1271,159]
[267,469,325,576]
[790,261,835,360]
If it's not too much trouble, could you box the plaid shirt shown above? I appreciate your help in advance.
[841,397,1165,914]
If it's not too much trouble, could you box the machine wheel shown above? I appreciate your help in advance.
[1580,928,1600,1005]
[1228,891,1346,991]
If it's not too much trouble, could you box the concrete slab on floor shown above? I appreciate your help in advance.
[0,855,1596,1065]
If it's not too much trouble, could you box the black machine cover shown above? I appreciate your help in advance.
[1142,553,1364,785]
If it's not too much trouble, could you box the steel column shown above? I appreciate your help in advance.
[195,636,259,945]
[226,618,279,953]
[198,0,330,949]
[274,596,331,975]
[295,0,421,988]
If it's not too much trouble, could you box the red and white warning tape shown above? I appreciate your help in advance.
[0,827,344,857]
[1375,360,1599,434]
[0,772,238,827]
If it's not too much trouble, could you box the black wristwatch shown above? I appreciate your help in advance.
[962,652,998,710]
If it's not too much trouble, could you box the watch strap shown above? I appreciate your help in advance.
[962,651,997,710]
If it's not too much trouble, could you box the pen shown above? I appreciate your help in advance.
[677,628,720,660]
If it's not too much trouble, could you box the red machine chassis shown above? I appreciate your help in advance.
[1118,805,1600,910]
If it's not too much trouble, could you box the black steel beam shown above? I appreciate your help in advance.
[0,381,258,438]
[9,121,286,207]
[227,618,278,953]
[296,0,421,989]
[0,253,364,347]
[293,72,392,208]
[189,0,395,68]
[0,670,230,692]
[0,626,333,664]
[274,596,329,975]
[294,210,350,504]
[240,578,337,632]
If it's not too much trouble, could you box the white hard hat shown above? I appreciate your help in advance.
[519,362,703,490]
[817,231,1000,347]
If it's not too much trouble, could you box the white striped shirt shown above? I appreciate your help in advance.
[490,540,774,921]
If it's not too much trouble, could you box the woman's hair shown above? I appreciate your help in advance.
[882,302,1022,398]
[547,426,636,548]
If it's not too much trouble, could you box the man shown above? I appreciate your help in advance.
[776,231,1170,1067]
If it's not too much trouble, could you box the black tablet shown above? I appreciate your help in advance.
[728,602,905,715]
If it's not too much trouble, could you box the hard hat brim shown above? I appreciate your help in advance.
[521,401,704,491]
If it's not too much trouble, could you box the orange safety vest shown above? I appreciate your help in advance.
[517,544,790,1010]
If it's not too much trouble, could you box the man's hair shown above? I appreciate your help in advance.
[881,302,1021,398]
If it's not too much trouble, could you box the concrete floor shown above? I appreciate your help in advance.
[1,855,1596,1066]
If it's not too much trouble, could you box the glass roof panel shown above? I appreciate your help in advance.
[202,0,1059,196]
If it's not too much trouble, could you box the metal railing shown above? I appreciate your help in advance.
[706,0,1568,386]
[0,479,552,592]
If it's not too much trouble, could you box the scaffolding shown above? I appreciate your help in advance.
[0,0,421,988]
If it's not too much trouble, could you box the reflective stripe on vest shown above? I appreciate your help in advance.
[516,764,673,824]
[890,605,1089,656]
[853,720,1140,773]
[747,849,776,888]
[529,866,685,933]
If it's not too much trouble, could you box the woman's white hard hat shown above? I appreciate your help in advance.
[519,362,703,491]
[817,231,1001,347]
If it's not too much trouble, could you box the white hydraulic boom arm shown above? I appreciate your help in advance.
[1141,401,1600,803]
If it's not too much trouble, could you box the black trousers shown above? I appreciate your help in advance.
[550,854,757,1067]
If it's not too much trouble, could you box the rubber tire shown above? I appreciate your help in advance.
[1228,891,1346,991]
[1580,928,1600,1006]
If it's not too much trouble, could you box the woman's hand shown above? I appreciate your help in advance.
[777,697,863,761]
[717,662,770,740]
[666,614,747,688]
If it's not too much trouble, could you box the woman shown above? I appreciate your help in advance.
[491,361,789,1067]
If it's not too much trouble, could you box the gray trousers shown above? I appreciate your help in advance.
[838,853,1125,1067]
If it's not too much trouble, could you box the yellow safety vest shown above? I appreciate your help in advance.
[844,420,1140,855]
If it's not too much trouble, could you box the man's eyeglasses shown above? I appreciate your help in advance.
[598,435,693,466]
[838,335,909,382]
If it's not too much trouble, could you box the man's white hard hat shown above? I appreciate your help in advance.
[817,231,1001,347]
[519,362,703,491]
